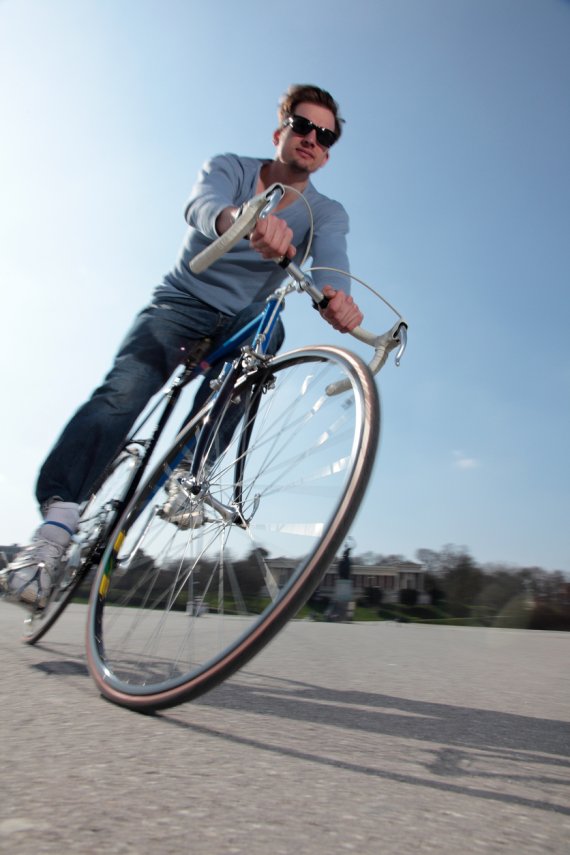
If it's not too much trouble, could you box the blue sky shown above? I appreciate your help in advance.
[1,0,568,572]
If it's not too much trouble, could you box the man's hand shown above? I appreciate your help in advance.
[320,286,363,333]
[249,215,296,261]
[215,209,296,261]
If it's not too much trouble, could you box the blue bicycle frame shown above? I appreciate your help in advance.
[131,291,287,498]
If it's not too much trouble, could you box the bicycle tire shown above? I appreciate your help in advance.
[86,345,379,711]
[22,446,143,645]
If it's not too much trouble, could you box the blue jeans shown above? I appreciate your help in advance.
[36,295,284,505]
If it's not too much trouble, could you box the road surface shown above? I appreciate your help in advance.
[1,602,568,854]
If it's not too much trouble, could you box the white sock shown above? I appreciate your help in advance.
[38,501,80,546]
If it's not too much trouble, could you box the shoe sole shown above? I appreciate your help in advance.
[0,568,50,612]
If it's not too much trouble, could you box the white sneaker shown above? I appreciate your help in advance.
[0,498,79,611]
[0,537,66,610]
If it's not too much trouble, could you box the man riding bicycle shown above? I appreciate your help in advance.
[1,83,363,610]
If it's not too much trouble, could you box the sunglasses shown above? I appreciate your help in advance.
[282,114,338,149]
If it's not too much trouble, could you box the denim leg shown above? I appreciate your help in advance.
[36,299,227,505]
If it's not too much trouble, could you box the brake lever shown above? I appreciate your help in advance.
[394,323,407,367]
[259,185,285,219]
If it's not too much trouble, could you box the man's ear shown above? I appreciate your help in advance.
[272,128,281,146]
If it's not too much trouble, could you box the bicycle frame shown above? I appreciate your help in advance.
[188,291,287,482]
[94,288,288,535]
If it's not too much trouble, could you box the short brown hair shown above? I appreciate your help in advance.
[278,84,344,142]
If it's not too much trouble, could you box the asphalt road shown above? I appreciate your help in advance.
[1,601,568,854]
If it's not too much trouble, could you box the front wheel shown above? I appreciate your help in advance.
[86,345,380,711]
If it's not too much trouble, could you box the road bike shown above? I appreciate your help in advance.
[18,183,408,711]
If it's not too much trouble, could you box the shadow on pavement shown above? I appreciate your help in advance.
[161,676,570,816]
[26,642,569,816]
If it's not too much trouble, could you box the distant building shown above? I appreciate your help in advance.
[319,559,425,604]
[266,557,425,604]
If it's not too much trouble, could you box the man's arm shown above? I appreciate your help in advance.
[186,155,297,262]
[185,154,245,240]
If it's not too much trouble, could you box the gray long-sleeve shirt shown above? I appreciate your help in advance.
[154,153,350,315]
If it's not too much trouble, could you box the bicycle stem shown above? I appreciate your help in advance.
[278,256,330,309]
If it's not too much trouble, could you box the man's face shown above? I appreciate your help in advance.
[273,101,337,175]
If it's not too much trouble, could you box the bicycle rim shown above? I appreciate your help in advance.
[86,346,379,710]
[23,446,142,644]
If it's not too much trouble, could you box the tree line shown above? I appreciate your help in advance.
[354,544,569,630]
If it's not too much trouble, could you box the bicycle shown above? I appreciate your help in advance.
[20,183,408,710]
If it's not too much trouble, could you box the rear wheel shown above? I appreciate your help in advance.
[23,446,143,644]
[86,346,380,710]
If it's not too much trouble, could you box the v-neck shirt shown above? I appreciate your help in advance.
[156,153,350,315]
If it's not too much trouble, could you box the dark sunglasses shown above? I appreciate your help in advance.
[282,114,338,149]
